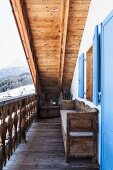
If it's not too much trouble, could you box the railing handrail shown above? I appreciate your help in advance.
[0,93,37,106]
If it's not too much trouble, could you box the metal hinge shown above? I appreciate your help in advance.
[98,92,101,102]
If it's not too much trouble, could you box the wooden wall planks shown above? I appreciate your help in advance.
[86,46,93,101]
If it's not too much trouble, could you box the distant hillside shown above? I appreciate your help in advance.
[0,67,33,92]
[0,66,30,80]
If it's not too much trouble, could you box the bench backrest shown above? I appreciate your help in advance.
[67,112,98,133]
[60,100,98,112]
[60,100,75,110]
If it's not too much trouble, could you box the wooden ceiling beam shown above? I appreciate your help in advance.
[62,0,91,89]
[59,0,70,91]
[10,0,41,91]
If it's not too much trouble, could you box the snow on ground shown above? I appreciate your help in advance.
[0,84,35,101]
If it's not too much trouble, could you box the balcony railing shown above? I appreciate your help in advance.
[0,93,37,169]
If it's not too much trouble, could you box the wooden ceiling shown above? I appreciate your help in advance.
[10,0,91,99]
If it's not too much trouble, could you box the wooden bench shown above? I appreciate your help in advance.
[60,100,98,163]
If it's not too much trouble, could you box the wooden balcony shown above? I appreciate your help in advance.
[0,1,101,169]
[0,95,99,170]
[3,117,99,170]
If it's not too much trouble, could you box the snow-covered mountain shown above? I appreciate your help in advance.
[0,66,33,93]
[0,66,30,80]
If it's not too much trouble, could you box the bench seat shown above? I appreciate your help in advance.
[60,110,93,137]
[60,100,98,163]
[69,132,93,137]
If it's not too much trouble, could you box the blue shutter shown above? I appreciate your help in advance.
[93,25,99,105]
[78,53,84,98]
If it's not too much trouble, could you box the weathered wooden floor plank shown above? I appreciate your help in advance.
[3,118,99,170]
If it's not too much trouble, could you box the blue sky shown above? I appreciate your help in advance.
[0,0,29,69]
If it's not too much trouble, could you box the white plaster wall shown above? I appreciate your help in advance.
[71,0,113,99]
[71,0,113,164]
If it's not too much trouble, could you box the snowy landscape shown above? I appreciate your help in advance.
[0,66,35,102]
[0,84,35,102]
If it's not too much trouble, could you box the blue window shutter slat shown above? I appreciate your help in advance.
[93,25,99,105]
[78,53,84,98]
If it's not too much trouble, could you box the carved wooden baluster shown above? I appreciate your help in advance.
[0,113,7,167]
[18,103,22,144]
[29,98,32,125]
[32,101,35,122]
[13,104,18,151]
[34,100,36,116]
[31,100,34,124]
[21,99,27,143]
[28,100,32,127]
[26,99,29,130]
[31,100,34,122]
[29,99,32,127]
[1,119,7,166]
[0,111,4,168]
[3,106,9,165]
[28,100,31,127]
[11,106,15,152]
[31,101,33,125]
[33,101,35,119]
[31,98,35,123]
[34,97,37,119]
[34,99,37,118]
[27,103,30,128]
[16,103,21,145]
[35,98,38,116]
[30,102,32,124]
[7,109,13,159]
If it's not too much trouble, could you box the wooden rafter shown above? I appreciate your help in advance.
[59,0,70,90]
[10,0,40,89]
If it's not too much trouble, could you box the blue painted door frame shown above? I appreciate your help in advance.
[78,53,84,98]
[101,10,113,170]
